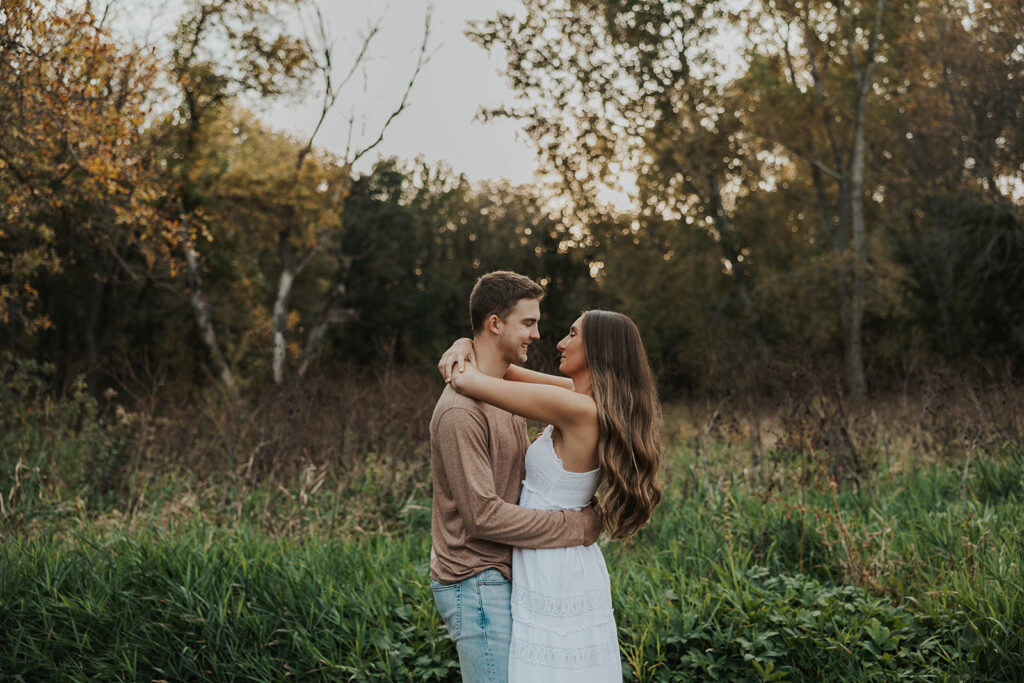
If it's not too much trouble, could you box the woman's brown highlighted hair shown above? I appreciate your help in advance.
[581,310,663,540]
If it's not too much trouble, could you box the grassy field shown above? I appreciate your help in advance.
[2,367,1023,680]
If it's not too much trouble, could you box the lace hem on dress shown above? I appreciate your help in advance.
[511,585,613,618]
[511,634,618,669]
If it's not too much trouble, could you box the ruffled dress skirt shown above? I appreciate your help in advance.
[509,426,621,682]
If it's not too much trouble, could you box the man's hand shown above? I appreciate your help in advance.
[582,505,601,546]
[438,337,475,383]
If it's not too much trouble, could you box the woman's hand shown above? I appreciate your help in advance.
[438,337,475,383]
[449,356,479,393]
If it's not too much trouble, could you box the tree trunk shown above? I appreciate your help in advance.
[85,274,104,393]
[272,232,295,385]
[296,300,356,379]
[180,217,240,405]
[791,11,866,400]
[706,173,771,364]
[846,106,869,401]
[843,2,885,403]
[296,256,356,379]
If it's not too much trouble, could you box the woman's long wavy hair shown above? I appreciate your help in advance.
[581,310,662,540]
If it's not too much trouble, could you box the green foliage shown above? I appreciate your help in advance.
[604,448,1024,680]
[331,159,599,371]
[0,354,132,520]
[893,193,1024,358]
[3,415,1024,679]
[3,0,1023,398]
[968,447,1024,503]
[614,564,957,681]
[0,529,457,681]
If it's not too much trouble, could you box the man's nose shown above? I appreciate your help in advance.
[531,326,540,340]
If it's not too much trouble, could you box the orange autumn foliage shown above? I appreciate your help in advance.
[0,0,173,333]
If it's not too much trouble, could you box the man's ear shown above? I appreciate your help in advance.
[485,314,502,335]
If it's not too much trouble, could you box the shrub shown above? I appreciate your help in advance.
[0,354,132,524]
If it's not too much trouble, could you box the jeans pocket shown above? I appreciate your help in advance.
[431,581,462,641]
[476,569,509,587]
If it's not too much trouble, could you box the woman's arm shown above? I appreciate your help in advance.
[438,337,573,390]
[503,364,574,391]
[451,362,594,430]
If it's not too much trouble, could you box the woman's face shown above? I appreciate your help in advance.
[556,315,587,376]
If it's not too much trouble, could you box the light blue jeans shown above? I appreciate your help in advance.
[432,568,512,683]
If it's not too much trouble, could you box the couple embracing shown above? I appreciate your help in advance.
[430,270,662,682]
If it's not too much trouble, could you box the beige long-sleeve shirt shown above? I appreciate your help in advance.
[429,385,588,583]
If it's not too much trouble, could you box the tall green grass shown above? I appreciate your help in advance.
[3,446,1023,680]
[1,528,455,681]
[3,360,1023,680]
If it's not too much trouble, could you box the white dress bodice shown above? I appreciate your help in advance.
[520,425,600,510]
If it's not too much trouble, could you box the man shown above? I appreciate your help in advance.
[430,271,600,682]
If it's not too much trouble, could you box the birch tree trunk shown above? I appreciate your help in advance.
[180,217,240,405]
[846,68,873,402]
[271,233,295,385]
[842,0,887,402]
[269,8,429,385]
[788,7,863,401]
[783,0,888,402]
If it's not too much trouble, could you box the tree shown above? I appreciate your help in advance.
[157,0,315,402]
[157,0,432,393]
[0,0,169,384]
[469,0,773,367]
[740,0,911,400]
[277,4,431,384]
[874,0,1024,358]
[175,106,345,377]
[329,159,597,371]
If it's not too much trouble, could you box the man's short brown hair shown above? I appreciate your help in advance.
[469,271,544,334]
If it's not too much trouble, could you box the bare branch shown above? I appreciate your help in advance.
[295,247,318,275]
[106,242,142,282]
[297,3,382,168]
[348,3,432,166]
[809,157,843,181]
[333,15,382,99]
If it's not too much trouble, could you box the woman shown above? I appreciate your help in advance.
[440,309,662,681]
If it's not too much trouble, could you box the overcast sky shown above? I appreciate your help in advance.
[266,0,539,183]
[116,0,538,183]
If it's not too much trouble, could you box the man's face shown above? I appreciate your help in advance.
[496,298,541,365]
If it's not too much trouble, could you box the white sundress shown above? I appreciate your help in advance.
[509,425,622,682]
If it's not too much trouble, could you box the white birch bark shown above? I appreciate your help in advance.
[181,224,240,405]
[270,240,294,387]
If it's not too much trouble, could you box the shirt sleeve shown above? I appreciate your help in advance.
[435,407,586,548]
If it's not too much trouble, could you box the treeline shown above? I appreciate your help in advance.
[1,0,1021,404]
